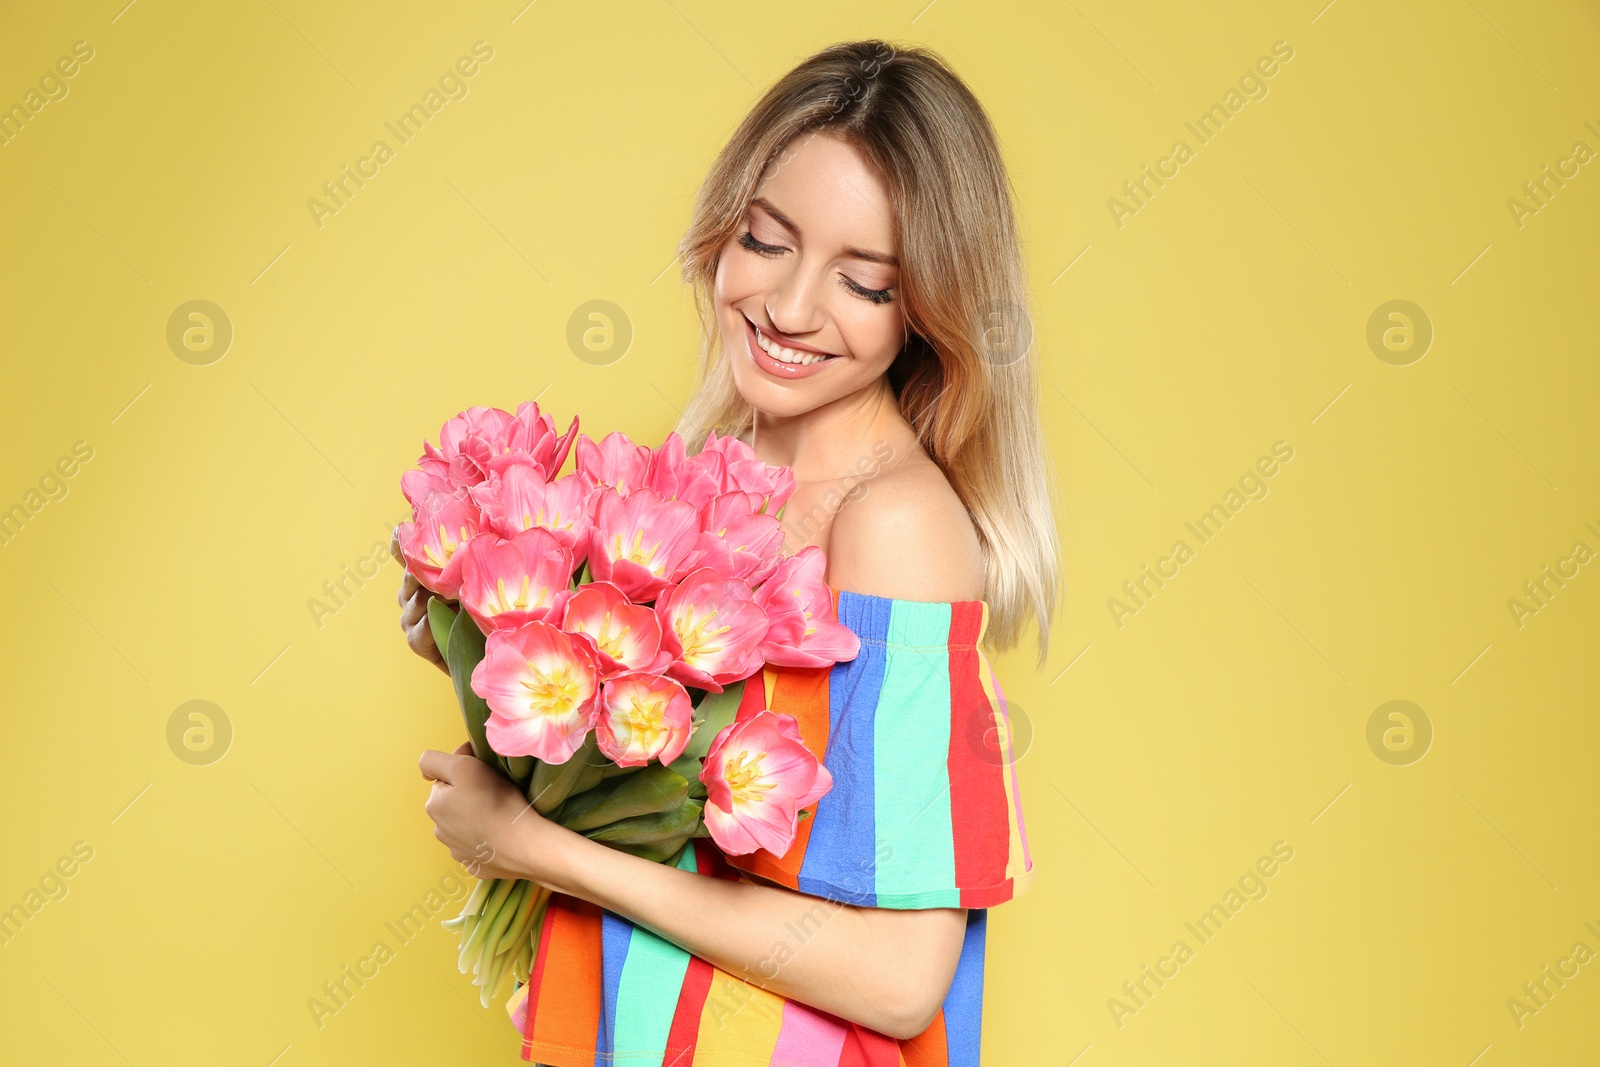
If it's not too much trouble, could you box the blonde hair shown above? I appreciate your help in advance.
[673,40,1061,667]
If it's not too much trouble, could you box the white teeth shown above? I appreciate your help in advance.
[754,324,832,366]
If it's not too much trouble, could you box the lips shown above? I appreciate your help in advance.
[742,314,840,380]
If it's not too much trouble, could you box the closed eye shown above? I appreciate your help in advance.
[737,231,895,306]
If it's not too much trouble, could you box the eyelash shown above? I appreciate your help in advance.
[737,230,894,305]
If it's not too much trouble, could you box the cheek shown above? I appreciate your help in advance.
[837,306,904,369]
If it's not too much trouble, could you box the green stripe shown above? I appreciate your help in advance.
[873,600,959,906]
[611,844,698,1057]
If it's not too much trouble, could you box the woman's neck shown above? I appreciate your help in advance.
[746,378,918,483]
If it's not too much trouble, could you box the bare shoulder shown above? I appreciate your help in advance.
[825,456,985,603]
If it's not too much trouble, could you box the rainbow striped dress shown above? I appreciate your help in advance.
[506,588,1035,1066]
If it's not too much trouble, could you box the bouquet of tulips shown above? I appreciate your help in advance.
[394,402,860,1008]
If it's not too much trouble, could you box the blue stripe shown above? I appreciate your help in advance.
[796,590,891,905]
[595,907,633,1065]
[610,843,699,1060]
[942,909,988,1067]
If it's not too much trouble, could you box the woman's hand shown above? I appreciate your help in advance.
[419,741,572,886]
[391,525,450,675]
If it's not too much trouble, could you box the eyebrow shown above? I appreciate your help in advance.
[749,197,899,267]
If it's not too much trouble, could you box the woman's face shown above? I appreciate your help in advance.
[713,131,906,418]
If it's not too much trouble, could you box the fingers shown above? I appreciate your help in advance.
[406,612,444,666]
[400,585,428,628]
[419,748,458,783]
[397,569,421,609]
[390,524,404,565]
[453,740,473,756]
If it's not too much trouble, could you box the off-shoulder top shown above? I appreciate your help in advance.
[505,587,1036,1067]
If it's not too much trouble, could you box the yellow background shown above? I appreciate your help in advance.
[2,1,1597,1063]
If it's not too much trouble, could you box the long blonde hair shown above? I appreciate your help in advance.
[673,40,1061,667]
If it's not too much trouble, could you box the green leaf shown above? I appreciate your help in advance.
[552,782,613,826]
[678,679,745,765]
[426,597,459,665]
[528,731,604,815]
[583,798,704,847]
[502,755,534,785]
[445,609,494,765]
[611,832,698,863]
[559,765,690,833]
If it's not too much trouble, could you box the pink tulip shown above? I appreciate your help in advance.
[574,431,653,496]
[702,429,796,515]
[678,491,786,587]
[595,671,694,767]
[562,581,672,678]
[397,488,482,598]
[498,401,580,476]
[472,621,601,764]
[700,710,833,856]
[645,432,723,511]
[400,463,452,509]
[753,546,862,668]
[428,406,517,490]
[457,528,574,633]
[471,464,595,565]
[654,568,769,693]
[587,487,701,602]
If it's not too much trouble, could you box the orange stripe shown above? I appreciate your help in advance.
[527,893,603,1054]
[900,1009,950,1067]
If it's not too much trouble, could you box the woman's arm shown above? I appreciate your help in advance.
[420,746,968,1040]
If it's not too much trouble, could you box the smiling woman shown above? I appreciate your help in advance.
[407,37,1060,1067]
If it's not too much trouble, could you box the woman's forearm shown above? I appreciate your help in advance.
[521,823,968,1039]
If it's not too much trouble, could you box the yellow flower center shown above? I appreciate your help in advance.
[610,528,664,574]
[423,522,471,569]
[675,609,731,663]
[592,609,633,659]
[723,749,775,804]
[617,694,665,743]
[492,575,548,614]
[520,664,582,717]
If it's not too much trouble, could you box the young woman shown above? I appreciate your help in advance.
[398,39,1060,1066]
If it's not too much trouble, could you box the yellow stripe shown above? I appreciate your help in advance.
[978,647,1033,893]
[695,968,786,1061]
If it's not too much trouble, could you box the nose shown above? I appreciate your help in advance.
[763,263,826,338]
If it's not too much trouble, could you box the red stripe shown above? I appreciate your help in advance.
[662,953,715,1063]
[732,665,770,724]
[945,601,1011,907]
[838,1024,904,1067]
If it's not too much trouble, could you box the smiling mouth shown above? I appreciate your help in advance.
[747,316,841,366]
